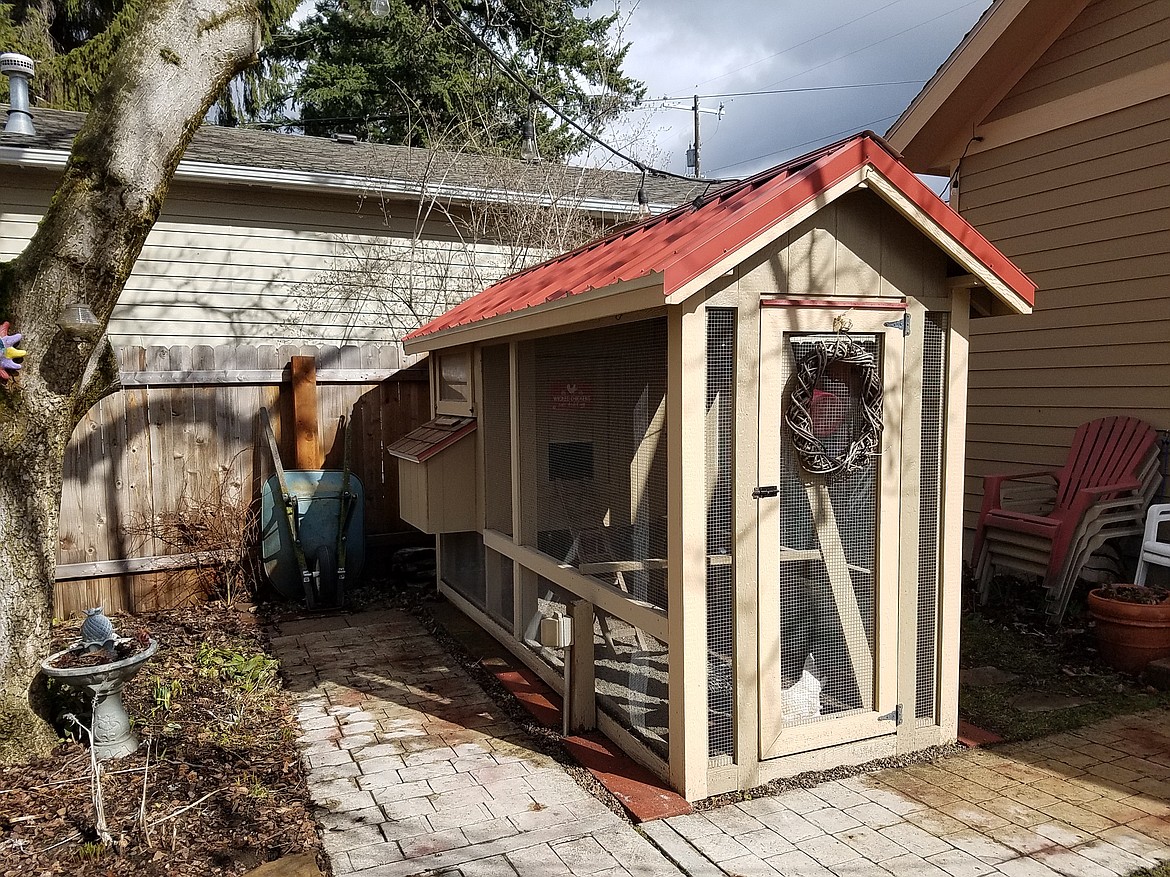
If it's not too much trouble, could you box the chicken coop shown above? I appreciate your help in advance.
[391,134,1035,801]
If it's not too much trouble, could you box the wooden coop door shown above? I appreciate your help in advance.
[757,306,905,760]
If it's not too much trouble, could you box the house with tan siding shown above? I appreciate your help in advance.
[886,0,1170,541]
[0,107,701,351]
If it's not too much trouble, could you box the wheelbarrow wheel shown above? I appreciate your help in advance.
[314,545,338,608]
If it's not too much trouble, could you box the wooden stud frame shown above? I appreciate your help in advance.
[937,289,969,745]
[896,296,926,747]
[667,301,709,800]
[895,292,963,752]
[728,279,761,794]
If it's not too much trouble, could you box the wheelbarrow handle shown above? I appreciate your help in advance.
[261,407,313,605]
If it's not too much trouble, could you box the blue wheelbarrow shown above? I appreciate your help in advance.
[259,408,364,610]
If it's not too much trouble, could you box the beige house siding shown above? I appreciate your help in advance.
[0,169,523,350]
[957,91,1170,526]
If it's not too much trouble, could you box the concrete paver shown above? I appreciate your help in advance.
[271,610,680,877]
[274,608,1170,877]
[660,710,1170,877]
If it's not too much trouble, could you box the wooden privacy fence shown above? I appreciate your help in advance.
[55,343,430,617]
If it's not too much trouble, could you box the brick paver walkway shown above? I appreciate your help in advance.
[647,711,1170,877]
[272,607,1170,877]
[270,609,681,877]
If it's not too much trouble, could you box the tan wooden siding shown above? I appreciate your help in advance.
[957,91,1170,529]
[963,104,1169,206]
[0,171,528,349]
[987,0,1170,122]
[738,190,946,300]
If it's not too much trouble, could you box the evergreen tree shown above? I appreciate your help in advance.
[0,1,295,115]
[266,0,644,161]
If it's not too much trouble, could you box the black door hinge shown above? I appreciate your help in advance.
[884,313,911,337]
[880,704,904,725]
[752,485,779,499]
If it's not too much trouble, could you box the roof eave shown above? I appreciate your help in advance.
[887,0,1091,174]
[0,145,676,215]
[403,272,667,354]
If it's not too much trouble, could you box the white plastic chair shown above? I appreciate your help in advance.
[1135,503,1170,585]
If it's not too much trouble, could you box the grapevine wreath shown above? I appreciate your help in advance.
[784,332,883,478]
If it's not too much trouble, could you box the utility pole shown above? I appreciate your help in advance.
[692,94,701,178]
[664,96,725,178]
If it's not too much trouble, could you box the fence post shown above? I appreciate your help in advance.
[291,355,320,468]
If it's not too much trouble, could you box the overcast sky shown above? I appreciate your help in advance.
[295,1,990,181]
[594,0,991,180]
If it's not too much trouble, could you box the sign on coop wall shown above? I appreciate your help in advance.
[550,381,594,411]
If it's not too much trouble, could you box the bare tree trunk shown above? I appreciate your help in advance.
[0,0,263,762]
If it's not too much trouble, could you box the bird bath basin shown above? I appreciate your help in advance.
[41,609,157,760]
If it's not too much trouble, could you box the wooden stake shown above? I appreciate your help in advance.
[567,599,597,734]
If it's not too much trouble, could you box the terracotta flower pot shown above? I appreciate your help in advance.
[1087,587,1170,674]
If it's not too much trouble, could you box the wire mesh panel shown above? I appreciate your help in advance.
[593,607,669,759]
[519,319,668,611]
[916,314,948,725]
[440,531,486,609]
[777,335,879,727]
[484,546,515,630]
[706,308,736,760]
[481,344,513,536]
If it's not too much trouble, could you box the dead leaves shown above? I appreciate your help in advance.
[2,604,320,876]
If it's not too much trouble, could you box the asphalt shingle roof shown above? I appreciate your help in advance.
[0,105,713,208]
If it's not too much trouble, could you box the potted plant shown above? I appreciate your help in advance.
[1086,584,1170,674]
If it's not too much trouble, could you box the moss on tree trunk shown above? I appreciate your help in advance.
[0,0,265,763]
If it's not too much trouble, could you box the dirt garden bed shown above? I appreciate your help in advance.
[0,604,322,876]
[961,575,1170,741]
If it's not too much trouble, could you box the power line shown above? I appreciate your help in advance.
[756,0,985,92]
[429,1,716,185]
[708,112,902,175]
[641,80,923,103]
[680,0,913,92]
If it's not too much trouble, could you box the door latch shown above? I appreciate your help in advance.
[884,313,911,337]
[752,485,779,499]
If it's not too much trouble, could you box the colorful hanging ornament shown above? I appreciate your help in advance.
[0,322,26,381]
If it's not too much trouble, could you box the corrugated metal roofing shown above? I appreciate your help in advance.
[405,133,1036,343]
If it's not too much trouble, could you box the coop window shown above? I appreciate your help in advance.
[481,345,513,535]
[549,442,594,481]
[437,350,472,414]
[518,319,668,612]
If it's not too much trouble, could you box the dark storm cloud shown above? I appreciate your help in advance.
[603,0,992,178]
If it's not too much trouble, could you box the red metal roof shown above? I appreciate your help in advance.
[405,133,1035,342]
